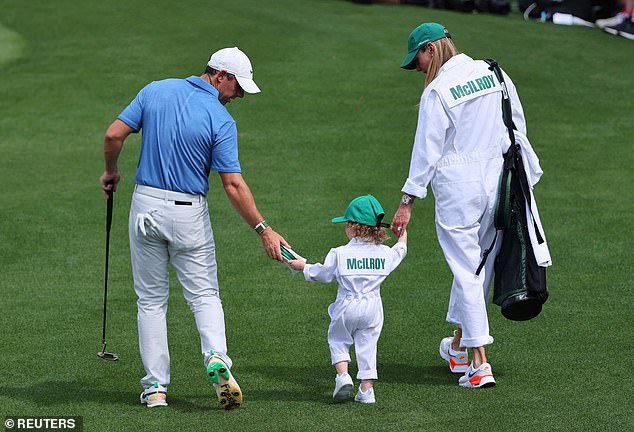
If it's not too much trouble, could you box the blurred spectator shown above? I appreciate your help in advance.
[520,0,621,24]
[603,0,634,38]
[351,0,632,31]
[428,0,511,14]
[350,0,512,15]
[596,1,629,27]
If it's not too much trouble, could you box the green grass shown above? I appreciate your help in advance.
[1,0,633,431]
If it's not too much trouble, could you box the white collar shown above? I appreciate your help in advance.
[348,237,376,245]
[438,53,473,75]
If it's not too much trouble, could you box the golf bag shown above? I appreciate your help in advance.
[477,59,549,321]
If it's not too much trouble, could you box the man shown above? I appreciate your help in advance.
[99,47,289,409]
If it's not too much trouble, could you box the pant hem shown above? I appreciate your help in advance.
[331,355,351,365]
[459,335,494,348]
[357,370,378,380]
[204,351,232,370]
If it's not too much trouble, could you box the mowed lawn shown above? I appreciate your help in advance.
[0,0,632,431]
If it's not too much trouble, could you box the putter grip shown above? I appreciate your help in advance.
[106,189,113,233]
[280,244,301,262]
[281,247,294,262]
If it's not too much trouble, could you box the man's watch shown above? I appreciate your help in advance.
[401,194,414,206]
[254,220,269,235]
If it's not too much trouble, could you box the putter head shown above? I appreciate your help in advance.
[97,351,119,361]
[98,342,119,361]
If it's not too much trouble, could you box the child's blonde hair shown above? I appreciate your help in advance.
[347,222,389,245]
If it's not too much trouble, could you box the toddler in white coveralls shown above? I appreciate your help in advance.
[289,195,407,403]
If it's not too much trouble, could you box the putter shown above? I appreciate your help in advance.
[98,189,119,361]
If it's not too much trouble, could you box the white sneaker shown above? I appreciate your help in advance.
[458,362,496,388]
[439,336,469,373]
[354,386,376,404]
[332,373,353,401]
[140,381,168,407]
[596,12,628,29]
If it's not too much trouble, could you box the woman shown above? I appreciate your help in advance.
[391,23,527,388]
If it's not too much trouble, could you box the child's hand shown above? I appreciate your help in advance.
[288,259,306,272]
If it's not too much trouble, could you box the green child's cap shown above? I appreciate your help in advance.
[331,195,390,228]
[400,22,451,70]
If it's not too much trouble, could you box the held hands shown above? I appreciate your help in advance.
[391,203,412,238]
[281,244,306,273]
[288,259,305,272]
[259,228,290,262]
[395,227,408,243]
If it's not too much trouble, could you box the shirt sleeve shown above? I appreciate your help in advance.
[388,242,408,272]
[303,248,338,283]
[502,70,527,135]
[402,89,450,199]
[118,84,150,132]
[211,120,241,173]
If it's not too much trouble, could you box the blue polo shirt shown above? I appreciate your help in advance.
[118,76,241,196]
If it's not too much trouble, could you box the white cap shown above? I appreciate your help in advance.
[207,47,261,94]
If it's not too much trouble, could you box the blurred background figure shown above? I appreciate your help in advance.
[602,0,634,39]
[596,0,630,28]
[520,0,625,27]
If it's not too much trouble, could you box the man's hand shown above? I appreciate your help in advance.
[391,203,412,238]
[259,228,290,263]
[99,169,120,199]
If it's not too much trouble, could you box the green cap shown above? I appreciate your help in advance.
[400,23,451,70]
[331,195,389,228]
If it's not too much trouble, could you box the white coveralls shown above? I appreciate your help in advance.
[130,185,231,388]
[303,238,407,380]
[402,54,528,348]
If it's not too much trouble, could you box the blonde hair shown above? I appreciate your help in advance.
[347,222,389,245]
[425,37,460,87]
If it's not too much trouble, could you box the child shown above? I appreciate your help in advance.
[289,195,407,403]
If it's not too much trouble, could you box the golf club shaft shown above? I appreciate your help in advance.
[102,189,113,344]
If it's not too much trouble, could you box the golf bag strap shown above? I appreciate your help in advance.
[486,58,519,232]
[477,60,544,275]
[515,148,545,244]
[476,230,498,276]
[484,59,516,147]
[476,59,514,275]
[488,59,544,244]
[477,60,524,274]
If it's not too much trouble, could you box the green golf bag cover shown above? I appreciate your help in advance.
[484,58,549,321]
[492,144,549,321]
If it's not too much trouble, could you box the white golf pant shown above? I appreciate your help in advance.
[129,185,231,389]
[432,147,503,348]
[327,292,383,380]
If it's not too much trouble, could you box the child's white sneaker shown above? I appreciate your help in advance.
[139,381,168,407]
[332,373,353,401]
[354,386,376,404]
[458,362,496,388]
[439,336,469,373]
